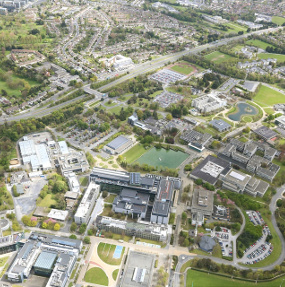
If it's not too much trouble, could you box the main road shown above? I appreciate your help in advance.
[0,27,281,125]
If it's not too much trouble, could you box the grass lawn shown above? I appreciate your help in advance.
[170,64,194,75]
[105,194,116,203]
[84,267,108,286]
[79,176,88,186]
[253,85,285,107]
[147,90,163,98]
[204,51,235,64]
[112,269,119,280]
[242,116,253,123]
[186,269,285,287]
[245,39,274,49]
[272,16,285,25]
[226,22,247,32]
[37,194,56,208]
[109,105,124,115]
[258,53,285,63]
[0,256,9,267]
[264,107,275,115]
[97,243,125,265]
[122,144,147,163]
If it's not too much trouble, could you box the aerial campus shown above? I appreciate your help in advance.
[2,1,285,287]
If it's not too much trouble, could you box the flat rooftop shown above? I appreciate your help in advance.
[106,135,131,150]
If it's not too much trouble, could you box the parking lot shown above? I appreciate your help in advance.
[242,225,273,265]
[212,227,233,257]
[246,210,265,225]
[239,211,272,264]
[150,69,186,84]
[153,91,184,108]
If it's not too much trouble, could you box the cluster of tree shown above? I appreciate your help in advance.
[73,30,94,53]
[6,212,21,231]
[106,75,161,98]
[49,89,86,107]
[12,185,20,197]
[165,102,189,118]
[21,215,38,227]
[195,179,215,191]
[179,230,193,247]
[42,220,61,231]
[38,173,68,210]
[199,72,225,89]
[218,190,262,210]
[0,183,14,211]
[156,267,169,287]
[276,198,285,239]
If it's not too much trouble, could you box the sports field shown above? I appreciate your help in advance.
[186,269,285,287]
[84,267,108,286]
[135,147,189,169]
[245,39,274,49]
[122,144,147,163]
[204,51,235,64]
[170,63,195,75]
[97,243,125,265]
[253,85,285,107]
[272,16,285,25]
[258,53,285,62]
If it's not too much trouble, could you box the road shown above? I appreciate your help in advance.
[0,26,281,125]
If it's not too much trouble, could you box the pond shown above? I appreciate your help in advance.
[228,102,258,121]
[136,147,189,169]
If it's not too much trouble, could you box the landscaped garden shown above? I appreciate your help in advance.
[84,267,109,286]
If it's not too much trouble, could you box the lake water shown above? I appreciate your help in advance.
[228,102,257,121]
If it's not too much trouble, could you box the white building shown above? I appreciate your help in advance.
[19,139,52,171]
[47,209,69,221]
[74,182,100,224]
[104,55,134,71]
[64,172,80,194]
[192,93,227,113]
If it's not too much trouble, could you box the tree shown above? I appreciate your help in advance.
[52,180,67,193]
[70,222,77,232]
[69,234,77,239]
[79,223,87,234]
[166,113,173,121]
[182,212,187,222]
[12,185,19,197]
[54,223,60,231]
[102,190,108,198]
[84,236,91,244]
[42,222,47,229]
[181,192,189,203]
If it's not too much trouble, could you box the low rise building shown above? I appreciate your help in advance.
[180,130,212,152]
[74,182,100,224]
[96,216,168,241]
[104,135,133,155]
[209,119,231,132]
[47,209,68,221]
[7,232,81,285]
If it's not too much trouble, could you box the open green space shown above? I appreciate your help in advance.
[84,267,108,286]
[272,16,285,25]
[112,269,119,280]
[204,51,235,64]
[186,269,285,287]
[97,243,125,265]
[170,64,194,75]
[122,144,147,163]
[135,147,189,169]
[0,257,9,267]
[245,39,274,49]
[79,176,88,186]
[226,22,247,32]
[37,194,56,208]
[104,194,116,203]
[253,85,285,107]
[258,53,285,62]
[109,105,124,115]
[264,107,275,115]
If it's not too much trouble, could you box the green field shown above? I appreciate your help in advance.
[272,16,285,25]
[226,22,247,33]
[258,53,285,62]
[253,85,285,107]
[97,243,125,265]
[170,64,194,75]
[186,269,285,287]
[84,267,108,286]
[109,105,124,115]
[37,194,56,208]
[135,147,189,169]
[112,269,119,280]
[122,144,148,163]
[204,51,235,64]
[245,39,274,49]
[0,257,9,267]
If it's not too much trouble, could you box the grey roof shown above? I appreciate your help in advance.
[191,155,230,184]
[209,119,231,131]
[199,236,216,252]
[34,251,57,270]
[253,126,277,140]
[106,135,131,150]
[152,200,170,216]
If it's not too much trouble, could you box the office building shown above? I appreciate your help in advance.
[74,182,100,224]
[192,94,227,113]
